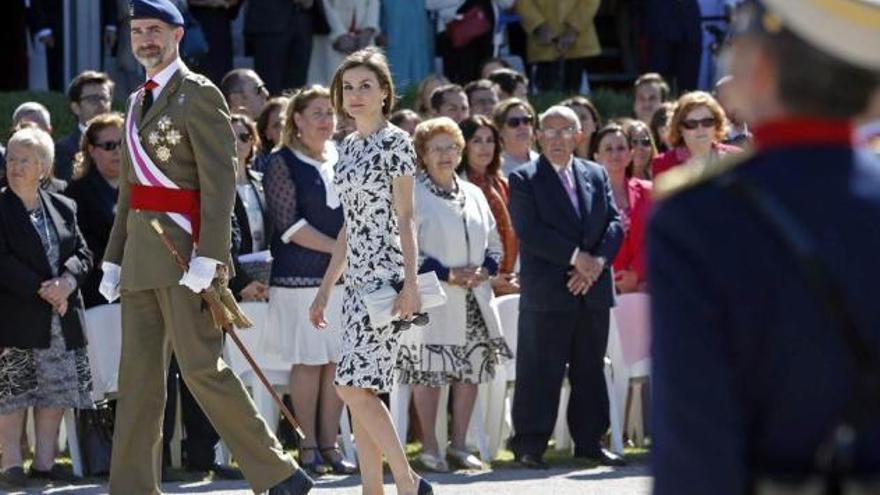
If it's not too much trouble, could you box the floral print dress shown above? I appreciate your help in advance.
[332,122,417,393]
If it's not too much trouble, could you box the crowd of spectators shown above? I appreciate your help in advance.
[7,0,880,487]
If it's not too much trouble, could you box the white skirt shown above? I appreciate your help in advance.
[261,286,343,366]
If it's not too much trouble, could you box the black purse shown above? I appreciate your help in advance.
[77,400,116,476]
[721,176,880,495]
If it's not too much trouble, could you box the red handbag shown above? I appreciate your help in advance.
[446,6,492,49]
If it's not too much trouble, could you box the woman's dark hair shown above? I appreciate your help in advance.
[73,112,124,179]
[330,47,397,118]
[231,113,260,166]
[649,102,675,153]
[256,96,288,154]
[458,115,502,177]
[591,123,630,174]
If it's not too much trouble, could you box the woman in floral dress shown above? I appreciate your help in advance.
[309,47,433,495]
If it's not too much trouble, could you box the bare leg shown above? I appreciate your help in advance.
[32,407,65,471]
[0,409,26,470]
[450,383,478,450]
[350,413,384,495]
[290,365,321,462]
[411,385,441,455]
[336,385,418,495]
[317,364,345,450]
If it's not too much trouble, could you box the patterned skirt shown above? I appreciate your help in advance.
[0,316,93,414]
[397,290,512,387]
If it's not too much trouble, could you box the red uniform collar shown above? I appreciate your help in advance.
[753,117,853,150]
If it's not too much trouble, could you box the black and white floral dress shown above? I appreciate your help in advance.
[332,122,417,393]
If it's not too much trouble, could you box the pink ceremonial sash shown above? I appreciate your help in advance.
[125,91,194,237]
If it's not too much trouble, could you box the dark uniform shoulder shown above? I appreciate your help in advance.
[653,149,757,202]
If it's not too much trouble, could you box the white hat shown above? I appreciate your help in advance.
[760,0,880,71]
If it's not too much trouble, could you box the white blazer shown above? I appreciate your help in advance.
[407,177,505,347]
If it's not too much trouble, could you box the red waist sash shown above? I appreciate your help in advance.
[130,184,201,243]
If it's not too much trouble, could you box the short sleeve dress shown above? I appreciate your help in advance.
[332,122,417,392]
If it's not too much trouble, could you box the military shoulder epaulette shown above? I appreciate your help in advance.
[184,72,213,87]
[653,148,756,202]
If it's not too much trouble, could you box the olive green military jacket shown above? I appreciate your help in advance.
[104,63,237,291]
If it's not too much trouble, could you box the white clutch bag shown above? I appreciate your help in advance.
[363,271,448,328]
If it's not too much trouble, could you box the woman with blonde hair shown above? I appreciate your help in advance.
[262,86,355,475]
[652,91,741,178]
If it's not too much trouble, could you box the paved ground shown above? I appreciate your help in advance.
[10,464,651,494]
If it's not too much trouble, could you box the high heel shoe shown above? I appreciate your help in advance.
[319,446,357,474]
[416,476,434,495]
[298,446,331,475]
[417,452,449,472]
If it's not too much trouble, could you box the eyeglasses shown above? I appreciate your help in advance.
[681,118,716,130]
[632,137,653,147]
[79,94,111,105]
[540,128,577,140]
[255,83,268,96]
[427,144,462,156]
[392,312,430,332]
[92,140,121,151]
[237,132,252,143]
[505,116,533,128]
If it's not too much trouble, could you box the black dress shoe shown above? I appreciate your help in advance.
[514,453,548,470]
[209,463,244,480]
[1,466,28,487]
[29,463,79,482]
[417,475,434,494]
[268,468,314,495]
[576,447,627,466]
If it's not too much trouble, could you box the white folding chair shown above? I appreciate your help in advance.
[607,293,652,453]
[223,302,357,464]
[60,303,124,477]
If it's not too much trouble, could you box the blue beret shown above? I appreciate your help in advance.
[129,0,185,27]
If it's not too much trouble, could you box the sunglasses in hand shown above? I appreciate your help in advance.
[392,312,430,331]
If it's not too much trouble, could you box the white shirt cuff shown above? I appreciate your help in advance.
[570,247,580,266]
[179,257,221,293]
[280,219,309,244]
[99,262,122,302]
[35,28,52,40]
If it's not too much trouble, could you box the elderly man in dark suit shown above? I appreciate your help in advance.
[55,71,114,182]
[508,105,625,468]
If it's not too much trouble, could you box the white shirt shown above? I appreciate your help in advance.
[145,58,182,101]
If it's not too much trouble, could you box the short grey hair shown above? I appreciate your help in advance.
[538,105,581,131]
[7,127,55,176]
[12,101,52,131]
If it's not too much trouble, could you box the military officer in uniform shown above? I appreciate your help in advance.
[99,1,313,493]
[649,1,880,494]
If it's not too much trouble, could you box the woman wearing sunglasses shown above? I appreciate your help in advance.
[625,120,657,180]
[592,124,652,294]
[397,117,511,472]
[66,112,124,308]
[651,91,741,178]
[229,113,271,302]
[493,98,539,177]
